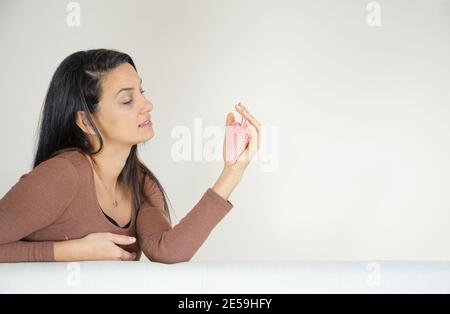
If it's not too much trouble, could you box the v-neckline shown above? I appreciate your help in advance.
[80,152,135,230]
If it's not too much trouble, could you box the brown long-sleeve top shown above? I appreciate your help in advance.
[0,150,234,263]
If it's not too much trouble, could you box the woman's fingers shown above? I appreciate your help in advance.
[107,233,137,261]
[79,232,138,261]
[235,103,261,149]
[226,112,235,126]
[222,103,261,169]
[246,125,259,156]
[107,233,136,245]
[235,103,261,132]
[238,125,259,163]
[116,248,136,261]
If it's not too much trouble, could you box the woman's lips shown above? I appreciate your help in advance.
[139,120,152,128]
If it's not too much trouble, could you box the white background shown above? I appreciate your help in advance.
[0,0,449,261]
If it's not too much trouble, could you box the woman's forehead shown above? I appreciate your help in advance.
[102,63,141,92]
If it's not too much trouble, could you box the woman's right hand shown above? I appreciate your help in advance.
[54,232,137,262]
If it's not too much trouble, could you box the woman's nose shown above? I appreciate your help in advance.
[142,99,153,113]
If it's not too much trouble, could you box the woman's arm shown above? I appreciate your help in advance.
[0,241,55,263]
[211,167,244,201]
[136,104,261,264]
[0,234,137,263]
[53,233,137,262]
[136,176,235,264]
[0,157,78,262]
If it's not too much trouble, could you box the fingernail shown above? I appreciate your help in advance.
[129,237,136,242]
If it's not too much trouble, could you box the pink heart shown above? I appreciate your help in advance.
[225,119,252,165]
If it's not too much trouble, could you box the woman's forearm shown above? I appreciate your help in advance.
[211,167,244,201]
[0,241,55,263]
[54,239,83,262]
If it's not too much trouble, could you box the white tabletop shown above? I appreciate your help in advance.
[1,261,450,293]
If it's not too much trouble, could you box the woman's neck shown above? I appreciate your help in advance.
[88,145,132,192]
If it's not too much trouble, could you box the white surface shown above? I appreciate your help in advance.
[1,261,450,294]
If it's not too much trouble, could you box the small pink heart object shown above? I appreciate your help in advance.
[225,117,252,165]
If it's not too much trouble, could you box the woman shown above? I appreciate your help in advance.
[0,49,260,263]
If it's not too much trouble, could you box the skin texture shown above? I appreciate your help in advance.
[54,63,261,261]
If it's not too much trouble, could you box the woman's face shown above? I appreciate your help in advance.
[88,62,154,147]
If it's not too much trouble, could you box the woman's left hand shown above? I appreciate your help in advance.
[211,102,261,201]
[223,102,261,174]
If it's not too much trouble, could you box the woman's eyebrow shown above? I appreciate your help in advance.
[115,87,134,97]
[115,78,143,97]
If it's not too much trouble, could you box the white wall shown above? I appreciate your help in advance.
[1,0,449,261]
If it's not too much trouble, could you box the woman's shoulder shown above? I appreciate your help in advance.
[138,167,164,201]
[1,150,84,225]
[51,148,87,162]
[21,149,87,184]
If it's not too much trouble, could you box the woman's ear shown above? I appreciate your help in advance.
[75,111,95,135]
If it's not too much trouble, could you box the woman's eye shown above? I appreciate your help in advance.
[122,90,145,105]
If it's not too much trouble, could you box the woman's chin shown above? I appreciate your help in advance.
[136,127,154,143]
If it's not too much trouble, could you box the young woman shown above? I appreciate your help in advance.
[0,49,260,263]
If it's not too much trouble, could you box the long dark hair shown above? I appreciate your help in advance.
[33,49,172,225]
